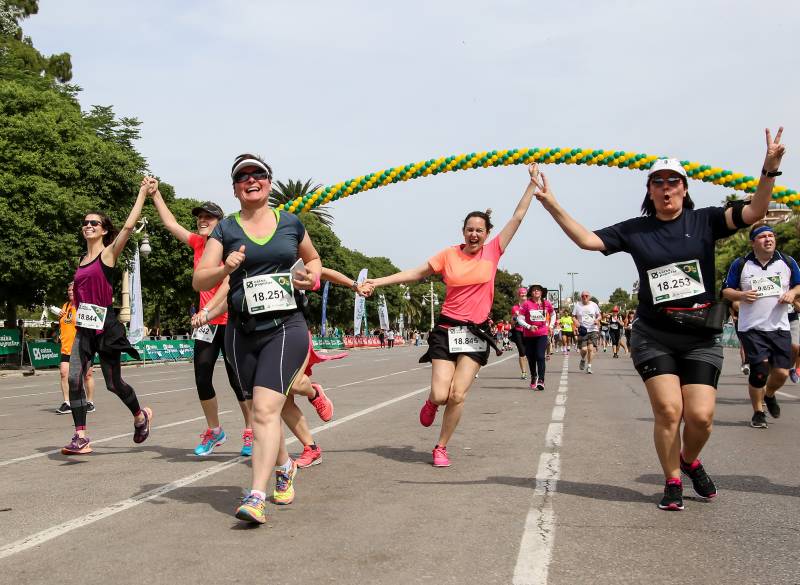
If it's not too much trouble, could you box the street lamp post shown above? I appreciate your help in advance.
[567,272,579,306]
[120,218,151,323]
[421,281,439,331]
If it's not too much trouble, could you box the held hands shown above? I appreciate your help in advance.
[764,127,785,172]
[358,280,376,297]
[225,245,246,275]
[140,176,158,197]
[191,311,208,329]
[528,163,554,207]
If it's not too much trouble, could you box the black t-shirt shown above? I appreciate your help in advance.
[210,209,306,328]
[594,206,737,326]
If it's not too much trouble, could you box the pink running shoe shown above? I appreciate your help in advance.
[419,399,439,427]
[309,383,334,422]
[295,444,322,468]
[133,407,153,444]
[432,445,450,467]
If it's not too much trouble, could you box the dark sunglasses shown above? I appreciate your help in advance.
[650,177,683,186]
[233,171,271,184]
[82,220,102,227]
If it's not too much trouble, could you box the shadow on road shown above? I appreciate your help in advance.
[636,473,800,497]
[328,444,432,464]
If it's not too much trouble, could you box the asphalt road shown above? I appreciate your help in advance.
[0,344,798,585]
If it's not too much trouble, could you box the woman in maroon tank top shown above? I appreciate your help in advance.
[62,177,155,456]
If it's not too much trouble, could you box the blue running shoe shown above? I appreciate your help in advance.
[194,428,226,456]
[240,428,253,457]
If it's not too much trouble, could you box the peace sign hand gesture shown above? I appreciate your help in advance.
[764,126,785,172]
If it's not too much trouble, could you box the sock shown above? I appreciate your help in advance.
[308,443,318,451]
[680,453,701,470]
[249,489,267,500]
[666,477,682,486]
[277,458,293,473]
[64,400,71,406]
[211,426,222,434]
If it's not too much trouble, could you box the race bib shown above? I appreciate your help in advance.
[529,309,545,322]
[75,303,107,330]
[648,260,705,304]
[447,326,487,353]
[192,324,217,343]
[749,275,782,298]
[243,273,297,314]
[610,323,620,330]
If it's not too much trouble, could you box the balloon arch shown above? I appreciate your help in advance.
[277,147,798,213]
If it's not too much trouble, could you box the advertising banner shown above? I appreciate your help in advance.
[28,340,61,368]
[354,268,368,335]
[0,328,21,356]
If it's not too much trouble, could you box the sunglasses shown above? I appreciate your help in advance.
[82,220,102,227]
[650,177,683,186]
[233,171,271,184]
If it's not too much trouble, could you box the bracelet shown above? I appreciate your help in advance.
[762,168,782,177]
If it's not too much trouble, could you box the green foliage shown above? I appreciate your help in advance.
[271,179,334,227]
[492,268,523,321]
[1,1,72,82]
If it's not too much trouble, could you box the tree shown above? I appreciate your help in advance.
[271,179,334,227]
[492,268,523,321]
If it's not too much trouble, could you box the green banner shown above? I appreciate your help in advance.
[312,336,346,350]
[27,340,62,368]
[0,329,21,356]
[93,338,196,364]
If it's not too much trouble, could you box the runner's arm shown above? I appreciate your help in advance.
[194,297,228,327]
[533,172,606,251]
[294,232,322,291]
[104,177,152,265]
[728,127,785,229]
[202,277,229,316]
[193,238,228,291]
[366,263,434,288]
[321,267,362,291]
[496,164,540,252]
[151,190,192,244]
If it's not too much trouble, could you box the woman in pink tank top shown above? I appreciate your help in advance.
[363,164,545,468]
[61,177,154,456]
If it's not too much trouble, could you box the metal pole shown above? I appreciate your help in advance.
[568,272,578,304]
[429,281,435,330]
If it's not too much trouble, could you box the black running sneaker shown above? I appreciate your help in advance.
[763,395,781,419]
[750,410,768,428]
[56,402,71,415]
[658,482,684,511]
[86,401,96,413]
[680,459,718,499]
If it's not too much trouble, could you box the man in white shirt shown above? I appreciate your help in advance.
[722,225,800,428]
[573,291,601,374]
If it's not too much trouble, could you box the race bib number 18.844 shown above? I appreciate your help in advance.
[648,260,705,304]
[75,303,107,330]
[243,273,297,314]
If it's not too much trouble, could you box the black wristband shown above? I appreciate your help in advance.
[762,168,782,177]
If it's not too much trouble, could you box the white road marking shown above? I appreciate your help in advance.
[513,356,569,585]
[0,355,515,559]
[0,410,232,468]
[1,377,191,401]
[775,390,797,399]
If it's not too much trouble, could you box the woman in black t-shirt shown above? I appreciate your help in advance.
[533,129,786,511]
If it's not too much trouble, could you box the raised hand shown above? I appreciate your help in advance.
[358,280,376,297]
[764,127,786,172]
[225,245,246,274]
[529,163,555,207]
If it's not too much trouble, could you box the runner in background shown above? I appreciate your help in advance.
[151,188,253,456]
[52,282,95,414]
[608,306,624,358]
[517,284,554,391]
[510,287,529,379]
[559,310,575,353]
[573,291,601,374]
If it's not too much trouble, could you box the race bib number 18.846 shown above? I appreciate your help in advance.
[648,260,705,304]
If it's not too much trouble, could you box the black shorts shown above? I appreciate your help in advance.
[60,353,71,363]
[424,325,490,367]
[225,311,309,398]
[562,330,574,339]
[510,328,526,356]
[738,329,793,370]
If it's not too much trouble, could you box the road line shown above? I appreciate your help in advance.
[776,390,797,399]
[0,410,232,468]
[513,355,569,585]
[0,354,515,559]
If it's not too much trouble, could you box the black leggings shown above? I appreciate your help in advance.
[68,329,141,428]
[194,324,245,402]
[523,335,549,382]
[511,329,526,357]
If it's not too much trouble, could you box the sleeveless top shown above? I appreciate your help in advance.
[73,254,114,307]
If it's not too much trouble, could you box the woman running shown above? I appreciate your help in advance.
[533,128,785,510]
[151,188,253,455]
[53,282,95,414]
[194,153,321,525]
[517,284,554,391]
[559,310,575,353]
[363,163,540,467]
[608,306,623,358]
[623,310,635,356]
[61,178,154,455]
[510,288,528,379]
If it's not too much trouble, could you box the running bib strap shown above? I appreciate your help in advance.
[648,260,705,304]
[243,273,297,314]
[192,324,217,343]
[75,303,107,330]
[750,275,782,298]
[447,326,488,353]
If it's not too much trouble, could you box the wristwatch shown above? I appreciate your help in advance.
[762,168,782,177]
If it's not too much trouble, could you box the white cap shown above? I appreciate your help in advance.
[230,157,271,180]
[647,158,687,178]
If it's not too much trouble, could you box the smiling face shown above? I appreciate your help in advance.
[67,282,74,303]
[647,171,687,217]
[529,287,543,302]
[82,213,107,243]
[195,212,219,237]
[462,216,489,253]
[233,165,272,208]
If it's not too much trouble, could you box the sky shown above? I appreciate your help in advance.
[24,0,800,301]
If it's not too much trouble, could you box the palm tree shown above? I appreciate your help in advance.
[270,178,334,227]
